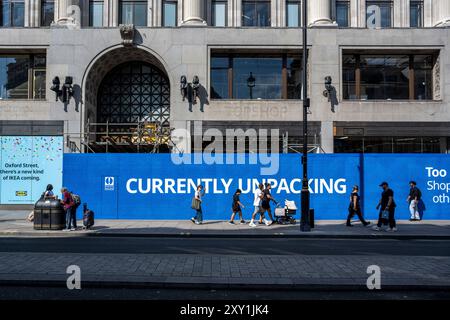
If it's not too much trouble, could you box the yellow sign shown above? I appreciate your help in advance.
[15,191,28,197]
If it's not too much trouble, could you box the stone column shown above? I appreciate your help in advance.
[308,0,334,26]
[25,0,41,27]
[433,0,450,27]
[320,121,334,154]
[182,0,207,25]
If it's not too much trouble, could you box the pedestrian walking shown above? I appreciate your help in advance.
[61,187,76,231]
[229,189,245,224]
[346,185,370,227]
[190,185,205,225]
[407,181,422,221]
[373,182,397,232]
[261,182,276,225]
[249,183,264,227]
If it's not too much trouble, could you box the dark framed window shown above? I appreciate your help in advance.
[210,52,302,100]
[0,54,46,100]
[1,0,25,27]
[89,0,103,27]
[163,0,177,26]
[286,0,301,27]
[342,53,435,101]
[40,0,54,26]
[366,0,392,28]
[333,0,349,27]
[334,136,441,153]
[212,0,227,26]
[242,0,270,27]
[410,0,423,28]
[119,0,147,26]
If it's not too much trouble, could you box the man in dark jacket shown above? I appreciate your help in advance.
[373,182,397,232]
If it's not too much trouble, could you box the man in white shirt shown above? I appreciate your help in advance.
[249,183,270,227]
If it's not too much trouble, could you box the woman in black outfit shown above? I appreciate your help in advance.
[346,185,370,227]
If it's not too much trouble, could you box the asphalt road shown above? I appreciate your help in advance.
[1,286,449,300]
[0,237,449,256]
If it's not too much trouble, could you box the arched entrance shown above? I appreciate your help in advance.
[83,47,171,153]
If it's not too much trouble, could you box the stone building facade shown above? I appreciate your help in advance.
[1,0,450,154]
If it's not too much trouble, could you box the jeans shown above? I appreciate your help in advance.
[377,208,396,229]
[65,207,76,229]
[409,200,420,220]
[194,207,203,223]
[346,207,369,226]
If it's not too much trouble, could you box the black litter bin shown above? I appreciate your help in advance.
[34,199,66,230]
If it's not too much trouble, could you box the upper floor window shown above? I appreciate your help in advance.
[410,0,423,28]
[40,0,54,26]
[0,54,46,100]
[286,0,301,27]
[366,0,392,28]
[212,0,227,26]
[119,0,147,26]
[89,0,104,27]
[334,0,349,27]
[163,0,177,26]
[342,53,435,101]
[242,0,270,27]
[210,52,302,100]
[1,0,25,27]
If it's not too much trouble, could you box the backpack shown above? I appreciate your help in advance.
[71,192,81,207]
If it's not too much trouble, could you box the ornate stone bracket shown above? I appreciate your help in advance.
[119,24,135,46]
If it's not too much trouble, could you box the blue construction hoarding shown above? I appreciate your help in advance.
[63,153,450,220]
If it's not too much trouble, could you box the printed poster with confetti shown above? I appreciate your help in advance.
[0,136,63,204]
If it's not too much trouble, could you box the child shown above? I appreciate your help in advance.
[229,189,245,224]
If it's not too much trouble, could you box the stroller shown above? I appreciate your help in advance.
[274,200,297,225]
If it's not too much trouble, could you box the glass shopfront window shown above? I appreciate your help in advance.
[120,0,147,26]
[1,0,25,27]
[335,0,349,27]
[163,0,177,26]
[210,52,302,100]
[286,0,301,27]
[89,0,103,27]
[410,0,423,27]
[242,0,270,27]
[334,136,441,153]
[366,0,392,28]
[212,0,227,26]
[342,53,435,101]
[0,54,46,100]
[40,0,54,26]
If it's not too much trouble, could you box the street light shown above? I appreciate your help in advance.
[247,72,255,99]
[300,0,311,232]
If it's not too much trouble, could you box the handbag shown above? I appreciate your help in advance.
[381,210,389,220]
[191,197,201,210]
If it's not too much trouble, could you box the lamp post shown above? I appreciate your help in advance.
[247,72,255,99]
[300,0,311,232]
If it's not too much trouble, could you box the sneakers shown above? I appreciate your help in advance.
[346,224,353,227]
[62,228,70,232]
[70,228,76,231]
[240,220,245,224]
[364,222,371,227]
[263,218,271,226]
[386,227,398,232]
[190,217,196,223]
[372,226,382,231]
[228,220,235,225]
[195,221,202,225]
[249,222,256,227]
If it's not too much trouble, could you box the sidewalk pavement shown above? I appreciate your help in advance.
[0,210,449,239]
[0,252,449,290]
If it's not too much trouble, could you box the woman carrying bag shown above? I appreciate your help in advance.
[190,185,205,225]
